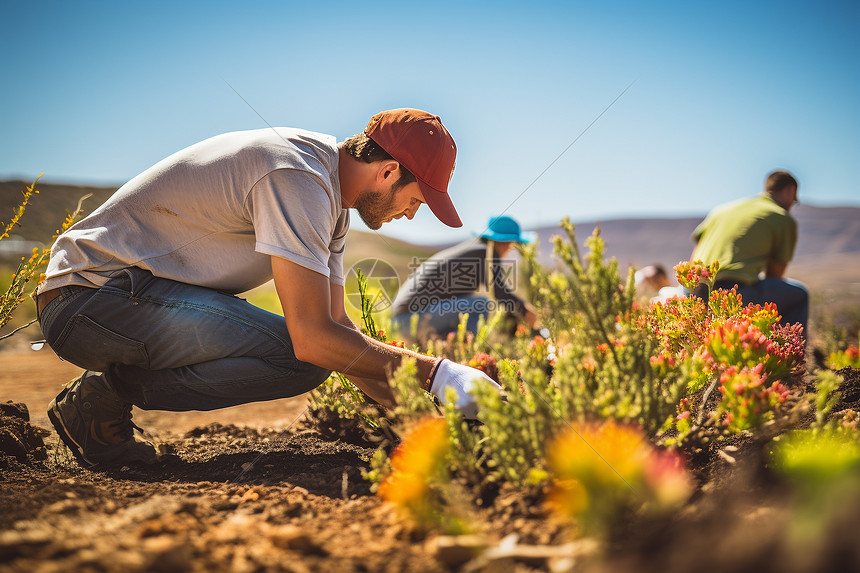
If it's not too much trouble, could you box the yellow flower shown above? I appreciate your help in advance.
[545,478,588,519]
[388,417,449,478]
[545,420,692,530]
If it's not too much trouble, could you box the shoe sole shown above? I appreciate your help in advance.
[48,389,96,469]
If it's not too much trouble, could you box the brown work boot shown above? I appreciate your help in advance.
[47,372,159,468]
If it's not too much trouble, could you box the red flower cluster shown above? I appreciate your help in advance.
[673,260,720,290]
[374,329,406,348]
[650,349,679,378]
[676,398,691,421]
[717,364,790,431]
[638,295,710,357]
[639,282,804,435]
[529,335,546,352]
[468,352,499,380]
[704,317,803,380]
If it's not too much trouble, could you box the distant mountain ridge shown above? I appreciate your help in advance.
[3,180,858,296]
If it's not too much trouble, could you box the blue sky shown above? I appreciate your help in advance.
[2,1,858,244]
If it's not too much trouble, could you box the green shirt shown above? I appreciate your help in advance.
[692,195,797,285]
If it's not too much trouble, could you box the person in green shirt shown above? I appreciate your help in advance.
[691,170,808,334]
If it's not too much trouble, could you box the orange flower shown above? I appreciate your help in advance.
[580,357,596,373]
[379,418,449,506]
[388,418,448,477]
[378,471,429,507]
[378,418,451,528]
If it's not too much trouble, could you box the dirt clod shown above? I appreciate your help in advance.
[0,402,49,462]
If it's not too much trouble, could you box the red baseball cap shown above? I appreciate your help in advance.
[364,108,462,228]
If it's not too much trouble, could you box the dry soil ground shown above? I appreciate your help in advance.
[0,348,572,573]
[2,347,860,573]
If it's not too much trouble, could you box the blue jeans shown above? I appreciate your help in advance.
[38,267,331,411]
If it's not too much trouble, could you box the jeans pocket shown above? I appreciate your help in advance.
[52,314,149,372]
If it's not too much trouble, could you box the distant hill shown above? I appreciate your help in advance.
[0,180,118,245]
[3,179,858,298]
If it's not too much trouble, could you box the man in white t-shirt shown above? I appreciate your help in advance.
[36,108,500,468]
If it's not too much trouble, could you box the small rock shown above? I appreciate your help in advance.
[268,525,327,555]
[0,528,52,560]
[0,401,29,421]
[0,428,28,461]
[46,499,80,515]
[142,535,193,571]
[212,500,239,511]
[430,534,489,566]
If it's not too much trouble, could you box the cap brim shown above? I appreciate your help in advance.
[477,231,536,243]
[418,180,462,228]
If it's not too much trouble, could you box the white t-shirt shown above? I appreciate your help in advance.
[41,128,349,294]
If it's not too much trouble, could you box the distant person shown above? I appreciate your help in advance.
[634,264,670,299]
[35,108,501,469]
[690,170,808,333]
[635,264,684,305]
[390,215,539,340]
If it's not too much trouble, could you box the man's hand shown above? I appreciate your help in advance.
[429,359,502,419]
[271,256,437,407]
[766,260,788,279]
[523,301,540,330]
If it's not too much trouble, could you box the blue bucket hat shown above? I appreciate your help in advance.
[479,215,533,243]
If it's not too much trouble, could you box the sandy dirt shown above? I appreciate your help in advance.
[2,347,860,572]
[0,349,569,572]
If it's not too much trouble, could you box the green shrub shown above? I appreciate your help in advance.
[308,218,823,537]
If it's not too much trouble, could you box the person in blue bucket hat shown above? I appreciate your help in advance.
[480,215,536,243]
[391,215,539,340]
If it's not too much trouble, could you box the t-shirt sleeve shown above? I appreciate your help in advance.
[692,217,708,243]
[772,215,798,263]
[246,169,336,278]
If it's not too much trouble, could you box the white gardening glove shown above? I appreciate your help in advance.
[429,359,502,419]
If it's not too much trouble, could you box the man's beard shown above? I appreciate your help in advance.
[353,184,398,230]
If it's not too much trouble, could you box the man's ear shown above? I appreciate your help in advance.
[376,160,400,184]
